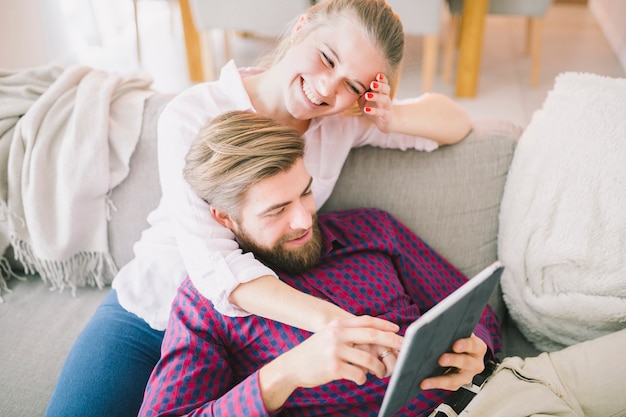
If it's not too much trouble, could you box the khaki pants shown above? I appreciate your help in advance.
[460,328,626,417]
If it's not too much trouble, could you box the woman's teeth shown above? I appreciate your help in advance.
[302,80,323,105]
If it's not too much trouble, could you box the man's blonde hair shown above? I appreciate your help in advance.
[184,111,305,220]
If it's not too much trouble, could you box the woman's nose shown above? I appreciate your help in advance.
[317,72,338,97]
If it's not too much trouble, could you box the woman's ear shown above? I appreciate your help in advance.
[292,14,308,36]
[211,207,236,230]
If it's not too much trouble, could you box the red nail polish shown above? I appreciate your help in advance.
[378,73,384,82]
[366,92,374,100]
[364,107,372,113]
[372,82,379,89]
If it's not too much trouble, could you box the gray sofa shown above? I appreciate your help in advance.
[0,94,538,417]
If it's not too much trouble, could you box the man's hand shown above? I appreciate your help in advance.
[353,343,399,378]
[420,334,487,391]
[259,316,403,411]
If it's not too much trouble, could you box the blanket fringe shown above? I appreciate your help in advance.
[9,236,118,296]
[0,257,26,302]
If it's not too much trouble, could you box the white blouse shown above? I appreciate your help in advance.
[112,61,438,330]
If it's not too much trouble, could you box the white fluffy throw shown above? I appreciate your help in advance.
[498,72,626,352]
[0,65,154,297]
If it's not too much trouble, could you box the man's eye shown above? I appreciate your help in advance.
[268,207,286,218]
[321,52,334,68]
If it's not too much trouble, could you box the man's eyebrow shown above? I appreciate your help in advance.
[258,177,314,216]
[302,176,313,196]
[327,45,368,92]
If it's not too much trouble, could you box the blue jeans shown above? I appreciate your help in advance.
[44,289,164,417]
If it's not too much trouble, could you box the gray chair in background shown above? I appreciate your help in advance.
[188,0,311,80]
[385,0,444,93]
[444,0,552,87]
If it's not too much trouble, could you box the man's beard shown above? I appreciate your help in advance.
[236,215,322,274]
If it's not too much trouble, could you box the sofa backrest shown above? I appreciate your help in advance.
[322,119,520,279]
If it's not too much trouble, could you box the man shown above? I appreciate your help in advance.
[139,111,501,417]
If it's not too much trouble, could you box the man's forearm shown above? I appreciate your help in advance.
[258,358,299,412]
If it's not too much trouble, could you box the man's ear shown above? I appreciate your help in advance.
[210,207,236,230]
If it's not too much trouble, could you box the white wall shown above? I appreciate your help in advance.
[0,0,76,69]
[590,0,626,71]
[0,0,140,72]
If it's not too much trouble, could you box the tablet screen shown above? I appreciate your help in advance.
[378,261,503,417]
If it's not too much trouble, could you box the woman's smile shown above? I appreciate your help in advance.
[301,77,325,106]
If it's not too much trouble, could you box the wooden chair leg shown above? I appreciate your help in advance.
[524,17,532,55]
[529,17,543,87]
[443,14,461,84]
[179,0,205,82]
[422,34,439,92]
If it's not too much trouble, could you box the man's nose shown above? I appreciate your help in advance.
[290,201,313,230]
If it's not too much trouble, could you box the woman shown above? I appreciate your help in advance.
[45,1,473,416]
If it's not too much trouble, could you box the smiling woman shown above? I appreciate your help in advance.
[46,1,473,416]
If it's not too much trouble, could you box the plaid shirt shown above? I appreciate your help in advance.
[140,208,502,416]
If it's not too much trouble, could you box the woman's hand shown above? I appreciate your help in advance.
[420,333,488,391]
[359,73,394,132]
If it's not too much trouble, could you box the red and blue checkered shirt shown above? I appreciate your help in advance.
[140,208,502,416]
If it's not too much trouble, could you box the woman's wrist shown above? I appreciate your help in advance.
[312,303,355,332]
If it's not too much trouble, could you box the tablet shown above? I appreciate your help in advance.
[378,261,503,417]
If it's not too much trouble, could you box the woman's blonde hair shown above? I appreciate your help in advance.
[184,111,305,220]
[259,0,405,98]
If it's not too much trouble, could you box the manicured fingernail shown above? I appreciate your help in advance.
[364,107,372,113]
[366,92,374,100]
[377,73,384,81]
[372,82,379,89]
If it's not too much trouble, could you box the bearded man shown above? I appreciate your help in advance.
[139,111,500,417]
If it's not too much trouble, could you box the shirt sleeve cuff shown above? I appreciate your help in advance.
[473,322,497,360]
[222,371,279,417]
[190,252,279,317]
